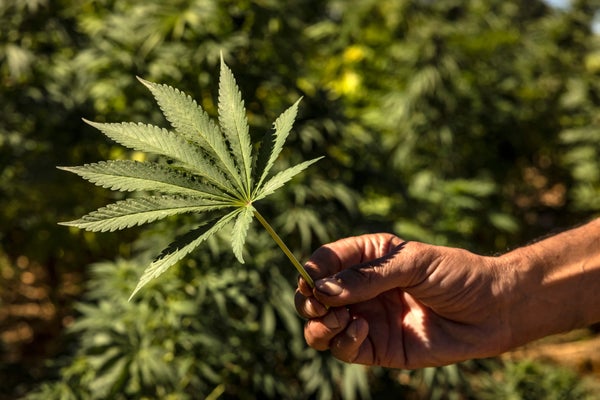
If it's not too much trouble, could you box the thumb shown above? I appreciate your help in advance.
[313,240,432,307]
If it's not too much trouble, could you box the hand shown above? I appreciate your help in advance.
[295,233,513,369]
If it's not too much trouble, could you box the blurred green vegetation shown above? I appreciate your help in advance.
[2,0,600,398]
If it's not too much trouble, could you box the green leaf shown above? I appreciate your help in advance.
[136,77,213,146]
[60,196,231,232]
[218,55,253,198]
[137,78,245,193]
[83,120,241,197]
[62,59,322,299]
[253,98,302,196]
[58,161,233,201]
[254,157,324,202]
[129,210,240,300]
[231,205,255,264]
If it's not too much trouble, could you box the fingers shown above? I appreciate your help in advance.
[304,311,371,365]
[297,275,313,297]
[296,233,436,365]
[294,240,347,318]
[330,318,370,364]
[295,289,328,319]
[303,307,352,351]
[312,239,431,308]
[305,233,405,278]
[296,233,418,315]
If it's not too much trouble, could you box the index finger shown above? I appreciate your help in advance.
[305,233,404,278]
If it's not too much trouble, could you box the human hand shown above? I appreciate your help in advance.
[295,233,513,369]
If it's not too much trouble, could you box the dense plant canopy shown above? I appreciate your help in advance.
[2,0,600,398]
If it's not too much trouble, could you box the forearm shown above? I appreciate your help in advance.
[500,218,600,350]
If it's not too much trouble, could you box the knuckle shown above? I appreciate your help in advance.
[304,322,330,351]
[330,340,358,364]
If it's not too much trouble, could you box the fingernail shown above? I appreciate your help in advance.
[316,278,343,296]
[306,298,317,316]
[322,312,340,329]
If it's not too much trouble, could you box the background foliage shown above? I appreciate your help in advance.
[2,0,600,398]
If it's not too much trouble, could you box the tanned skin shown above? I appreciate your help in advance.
[295,218,600,369]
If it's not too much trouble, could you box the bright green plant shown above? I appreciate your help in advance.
[59,56,321,299]
[23,247,374,399]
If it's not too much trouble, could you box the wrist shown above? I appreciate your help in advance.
[499,220,600,350]
[497,247,554,350]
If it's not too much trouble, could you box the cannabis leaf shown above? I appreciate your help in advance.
[60,56,322,300]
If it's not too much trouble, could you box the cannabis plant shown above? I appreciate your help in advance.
[60,57,321,299]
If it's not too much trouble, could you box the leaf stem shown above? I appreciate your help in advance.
[253,209,315,288]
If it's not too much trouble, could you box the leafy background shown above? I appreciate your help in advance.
[2,0,600,398]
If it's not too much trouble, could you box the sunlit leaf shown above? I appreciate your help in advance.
[218,55,253,198]
[61,60,321,298]
[60,196,230,232]
[231,205,255,264]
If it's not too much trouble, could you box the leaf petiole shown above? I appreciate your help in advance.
[253,209,315,288]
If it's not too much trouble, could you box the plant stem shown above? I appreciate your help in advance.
[253,209,315,288]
